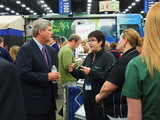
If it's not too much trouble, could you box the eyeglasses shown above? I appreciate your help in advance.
[87,39,97,43]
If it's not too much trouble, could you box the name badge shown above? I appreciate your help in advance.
[85,83,92,90]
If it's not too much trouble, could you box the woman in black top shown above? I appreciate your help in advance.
[95,28,143,119]
[69,30,115,120]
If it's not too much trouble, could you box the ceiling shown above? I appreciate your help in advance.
[0,0,145,16]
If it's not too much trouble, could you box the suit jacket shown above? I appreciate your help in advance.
[0,57,27,120]
[45,45,58,68]
[51,43,59,52]
[16,39,56,115]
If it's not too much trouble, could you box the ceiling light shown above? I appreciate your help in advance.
[43,4,47,7]
[112,0,116,1]
[128,6,132,9]
[5,8,10,11]
[88,0,92,2]
[16,1,21,4]
[0,5,4,8]
[87,9,91,12]
[135,0,140,2]
[21,4,26,7]
[125,9,129,12]
[33,13,37,15]
[123,11,126,14]
[87,6,91,9]
[140,11,144,13]
[11,10,15,13]
[131,3,136,6]
[16,13,19,15]
[49,10,53,13]
[46,7,50,10]
[87,3,91,7]
[30,10,33,13]
[40,0,45,4]
[26,7,30,10]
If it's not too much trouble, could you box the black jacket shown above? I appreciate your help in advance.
[104,47,139,118]
[71,48,115,103]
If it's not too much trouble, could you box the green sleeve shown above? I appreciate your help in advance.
[61,50,75,71]
[122,59,142,99]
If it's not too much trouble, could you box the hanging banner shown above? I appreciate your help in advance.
[144,0,155,13]
[99,1,119,12]
[59,0,71,15]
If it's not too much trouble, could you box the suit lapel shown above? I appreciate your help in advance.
[30,39,50,71]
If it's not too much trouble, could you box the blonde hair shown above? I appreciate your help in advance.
[122,28,143,47]
[9,45,20,62]
[141,2,160,77]
[81,39,91,54]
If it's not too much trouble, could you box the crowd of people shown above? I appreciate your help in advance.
[0,2,160,120]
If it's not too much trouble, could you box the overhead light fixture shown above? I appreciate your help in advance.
[43,4,48,7]
[49,10,53,13]
[6,8,10,11]
[11,10,15,13]
[33,13,37,15]
[16,1,21,4]
[135,0,140,2]
[21,4,26,7]
[88,0,92,2]
[30,10,33,13]
[123,11,126,14]
[40,0,45,4]
[87,3,91,7]
[125,9,129,12]
[131,3,136,6]
[140,11,144,13]
[0,5,4,8]
[26,7,30,10]
[87,6,91,9]
[128,6,132,9]
[16,13,19,15]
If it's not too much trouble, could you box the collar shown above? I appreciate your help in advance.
[33,37,43,52]
[92,48,105,57]
[123,47,137,57]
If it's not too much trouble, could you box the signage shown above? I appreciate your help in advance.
[99,1,119,12]
[59,0,71,15]
[144,0,155,13]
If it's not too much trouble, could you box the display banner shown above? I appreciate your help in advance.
[59,0,71,15]
[144,0,155,13]
[99,1,119,12]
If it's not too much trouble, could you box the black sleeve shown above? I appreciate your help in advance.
[107,61,125,86]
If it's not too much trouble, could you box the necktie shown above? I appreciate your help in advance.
[42,46,49,68]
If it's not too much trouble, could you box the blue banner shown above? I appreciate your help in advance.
[0,28,23,36]
[59,0,71,15]
[144,0,156,13]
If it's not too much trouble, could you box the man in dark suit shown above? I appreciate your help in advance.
[0,57,27,120]
[16,18,60,120]
[48,35,60,52]
[0,37,13,62]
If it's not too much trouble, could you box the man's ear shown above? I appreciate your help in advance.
[38,29,43,35]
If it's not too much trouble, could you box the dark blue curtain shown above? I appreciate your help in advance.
[68,87,83,120]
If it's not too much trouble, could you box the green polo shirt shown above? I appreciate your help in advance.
[122,56,160,120]
[58,45,81,84]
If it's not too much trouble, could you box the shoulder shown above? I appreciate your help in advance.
[0,58,16,71]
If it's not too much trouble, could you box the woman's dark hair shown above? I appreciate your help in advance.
[88,30,105,47]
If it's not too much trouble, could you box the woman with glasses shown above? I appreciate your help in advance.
[69,30,115,120]
[95,28,143,120]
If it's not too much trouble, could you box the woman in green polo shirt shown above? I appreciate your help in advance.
[122,2,160,120]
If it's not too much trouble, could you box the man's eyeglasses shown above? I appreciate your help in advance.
[87,39,97,43]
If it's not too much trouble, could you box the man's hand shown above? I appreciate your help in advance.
[48,72,60,82]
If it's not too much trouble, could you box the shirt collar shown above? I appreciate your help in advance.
[33,37,43,52]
